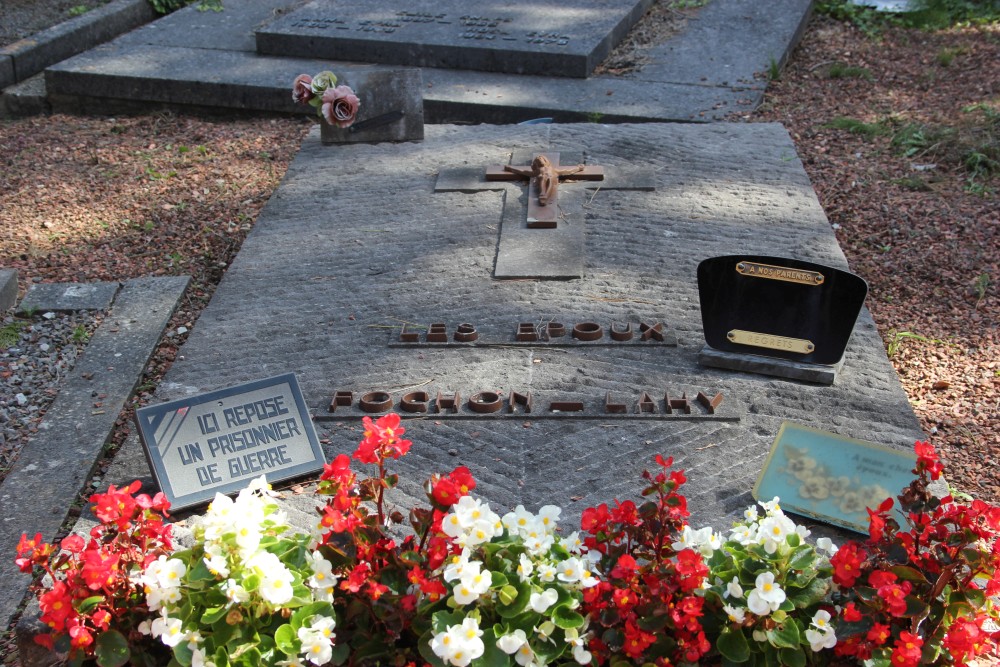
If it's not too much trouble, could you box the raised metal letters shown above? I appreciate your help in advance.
[727,329,815,354]
[736,261,824,286]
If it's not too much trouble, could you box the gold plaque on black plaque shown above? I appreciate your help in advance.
[727,330,815,355]
[736,261,824,286]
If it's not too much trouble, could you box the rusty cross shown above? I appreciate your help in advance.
[485,152,604,228]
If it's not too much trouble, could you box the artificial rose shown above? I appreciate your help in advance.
[292,74,313,104]
[321,85,360,128]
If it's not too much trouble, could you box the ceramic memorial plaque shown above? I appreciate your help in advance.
[136,374,325,510]
[754,421,916,533]
[698,255,868,367]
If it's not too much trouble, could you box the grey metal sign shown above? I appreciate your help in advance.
[136,374,325,510]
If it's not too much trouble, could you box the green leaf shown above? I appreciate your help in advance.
[499,584,518,606]
[767,620,801,649]
[491,570,509,588]
[890,565,928,584]
[77,595,105,614]
[778,647,806,667]
[94,629,130,667]
[787,544,816,571]
[275,624,298,656]
[551,605,585,630]
[232,646,261,667]
[201,605,228,625]
[717,627,751,663]
[330,643,350,665]
[497,580,532,618]
[479,628,512,667]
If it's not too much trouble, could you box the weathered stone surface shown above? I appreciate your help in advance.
[43,0,813,122]
[93,124,922,545]
[256,0,653,78]
[0,268,17,311]
[318,69,424,144]
[0,54,13,90]
[18,281,120,313]
[0,276,189,631]
[0,0,154,84]
[0,73,51,118]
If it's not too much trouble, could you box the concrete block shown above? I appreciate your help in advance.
[0,73,50,118]
[0,54,13,89]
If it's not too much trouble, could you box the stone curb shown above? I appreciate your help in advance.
[0,268,17,312]
[0,0,155,90]
[0,276,190,632]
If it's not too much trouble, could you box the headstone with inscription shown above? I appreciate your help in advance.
[136,374,325,510]
[255,0,654,78]
[697,255,869,385]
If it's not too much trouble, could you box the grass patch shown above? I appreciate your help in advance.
[825,116,891,137]
[826,62,874,80]
[893,176,934,191]
[890,105,999,189]
[0,320,27,348]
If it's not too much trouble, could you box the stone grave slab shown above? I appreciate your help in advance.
[85,123,923,539]
[17,280,120,313]
[256,0,654,78]
[0,268,16,311]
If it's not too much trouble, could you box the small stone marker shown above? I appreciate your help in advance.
[435,150,654,278]
[697,255,869,384]
[17,281,120,313]
[754,421,916,533]
[317,69,425,144]
[0,268,17,312]
[136,373,324,510]
[256,0,654,78]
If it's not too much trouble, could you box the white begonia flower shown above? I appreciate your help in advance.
[795,523,811,540]
[672,525,718,556]
[152,615,186,647]
[277,658,307,667]
[502,505,535,536]
[537,505,561,531]
[529,588,559,613]
[723,604,746,624]
[308,552,338,591]
[728,523,758,546]
[298,627,333,666]
[443,549,475,582]
[154,557,186,589]
[310,615,336,640]
[247,551,295,606]
[759,513,796,554]
[515,643,536,667]
[431,617,485,667]
[535,620,556,641]
[453,565,492,605]
[516,553,534,582]
[524,531,556,557]
[805,625,837,652]
[138,619,152,635]
[221,579,249,606]
[560,531,585,554]
[557,556,588,584]
[191,646,209,667]
[743,505,759,522]
[759,497,781,514]
[204,552,230,579]
[497,629,529,654]
[536,562,557,582]
[752,629,768,643]
[816,537,838,555]
[747,572,785,616]
[724,577,743,599]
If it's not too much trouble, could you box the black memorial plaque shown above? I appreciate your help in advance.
[255,0,653,78]
[698,255,868,366]
[136,374,325,510]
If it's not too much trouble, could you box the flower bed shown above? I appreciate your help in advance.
[15,414,1000,666]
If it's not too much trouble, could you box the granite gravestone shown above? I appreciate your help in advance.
[255,0,654,78]
[100,123,923,535]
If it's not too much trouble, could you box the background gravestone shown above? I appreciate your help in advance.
[98,123,923,535]
[256,0,654,78]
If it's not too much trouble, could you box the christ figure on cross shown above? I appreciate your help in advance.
[502,154,586,206]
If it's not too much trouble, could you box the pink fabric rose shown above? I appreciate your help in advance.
[292,74,313,104]
[321,85,360,128]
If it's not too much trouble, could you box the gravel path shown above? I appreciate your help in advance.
[0,310,102,484]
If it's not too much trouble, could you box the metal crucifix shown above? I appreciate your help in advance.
[485,153,604,228]
[434,149,655,279]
